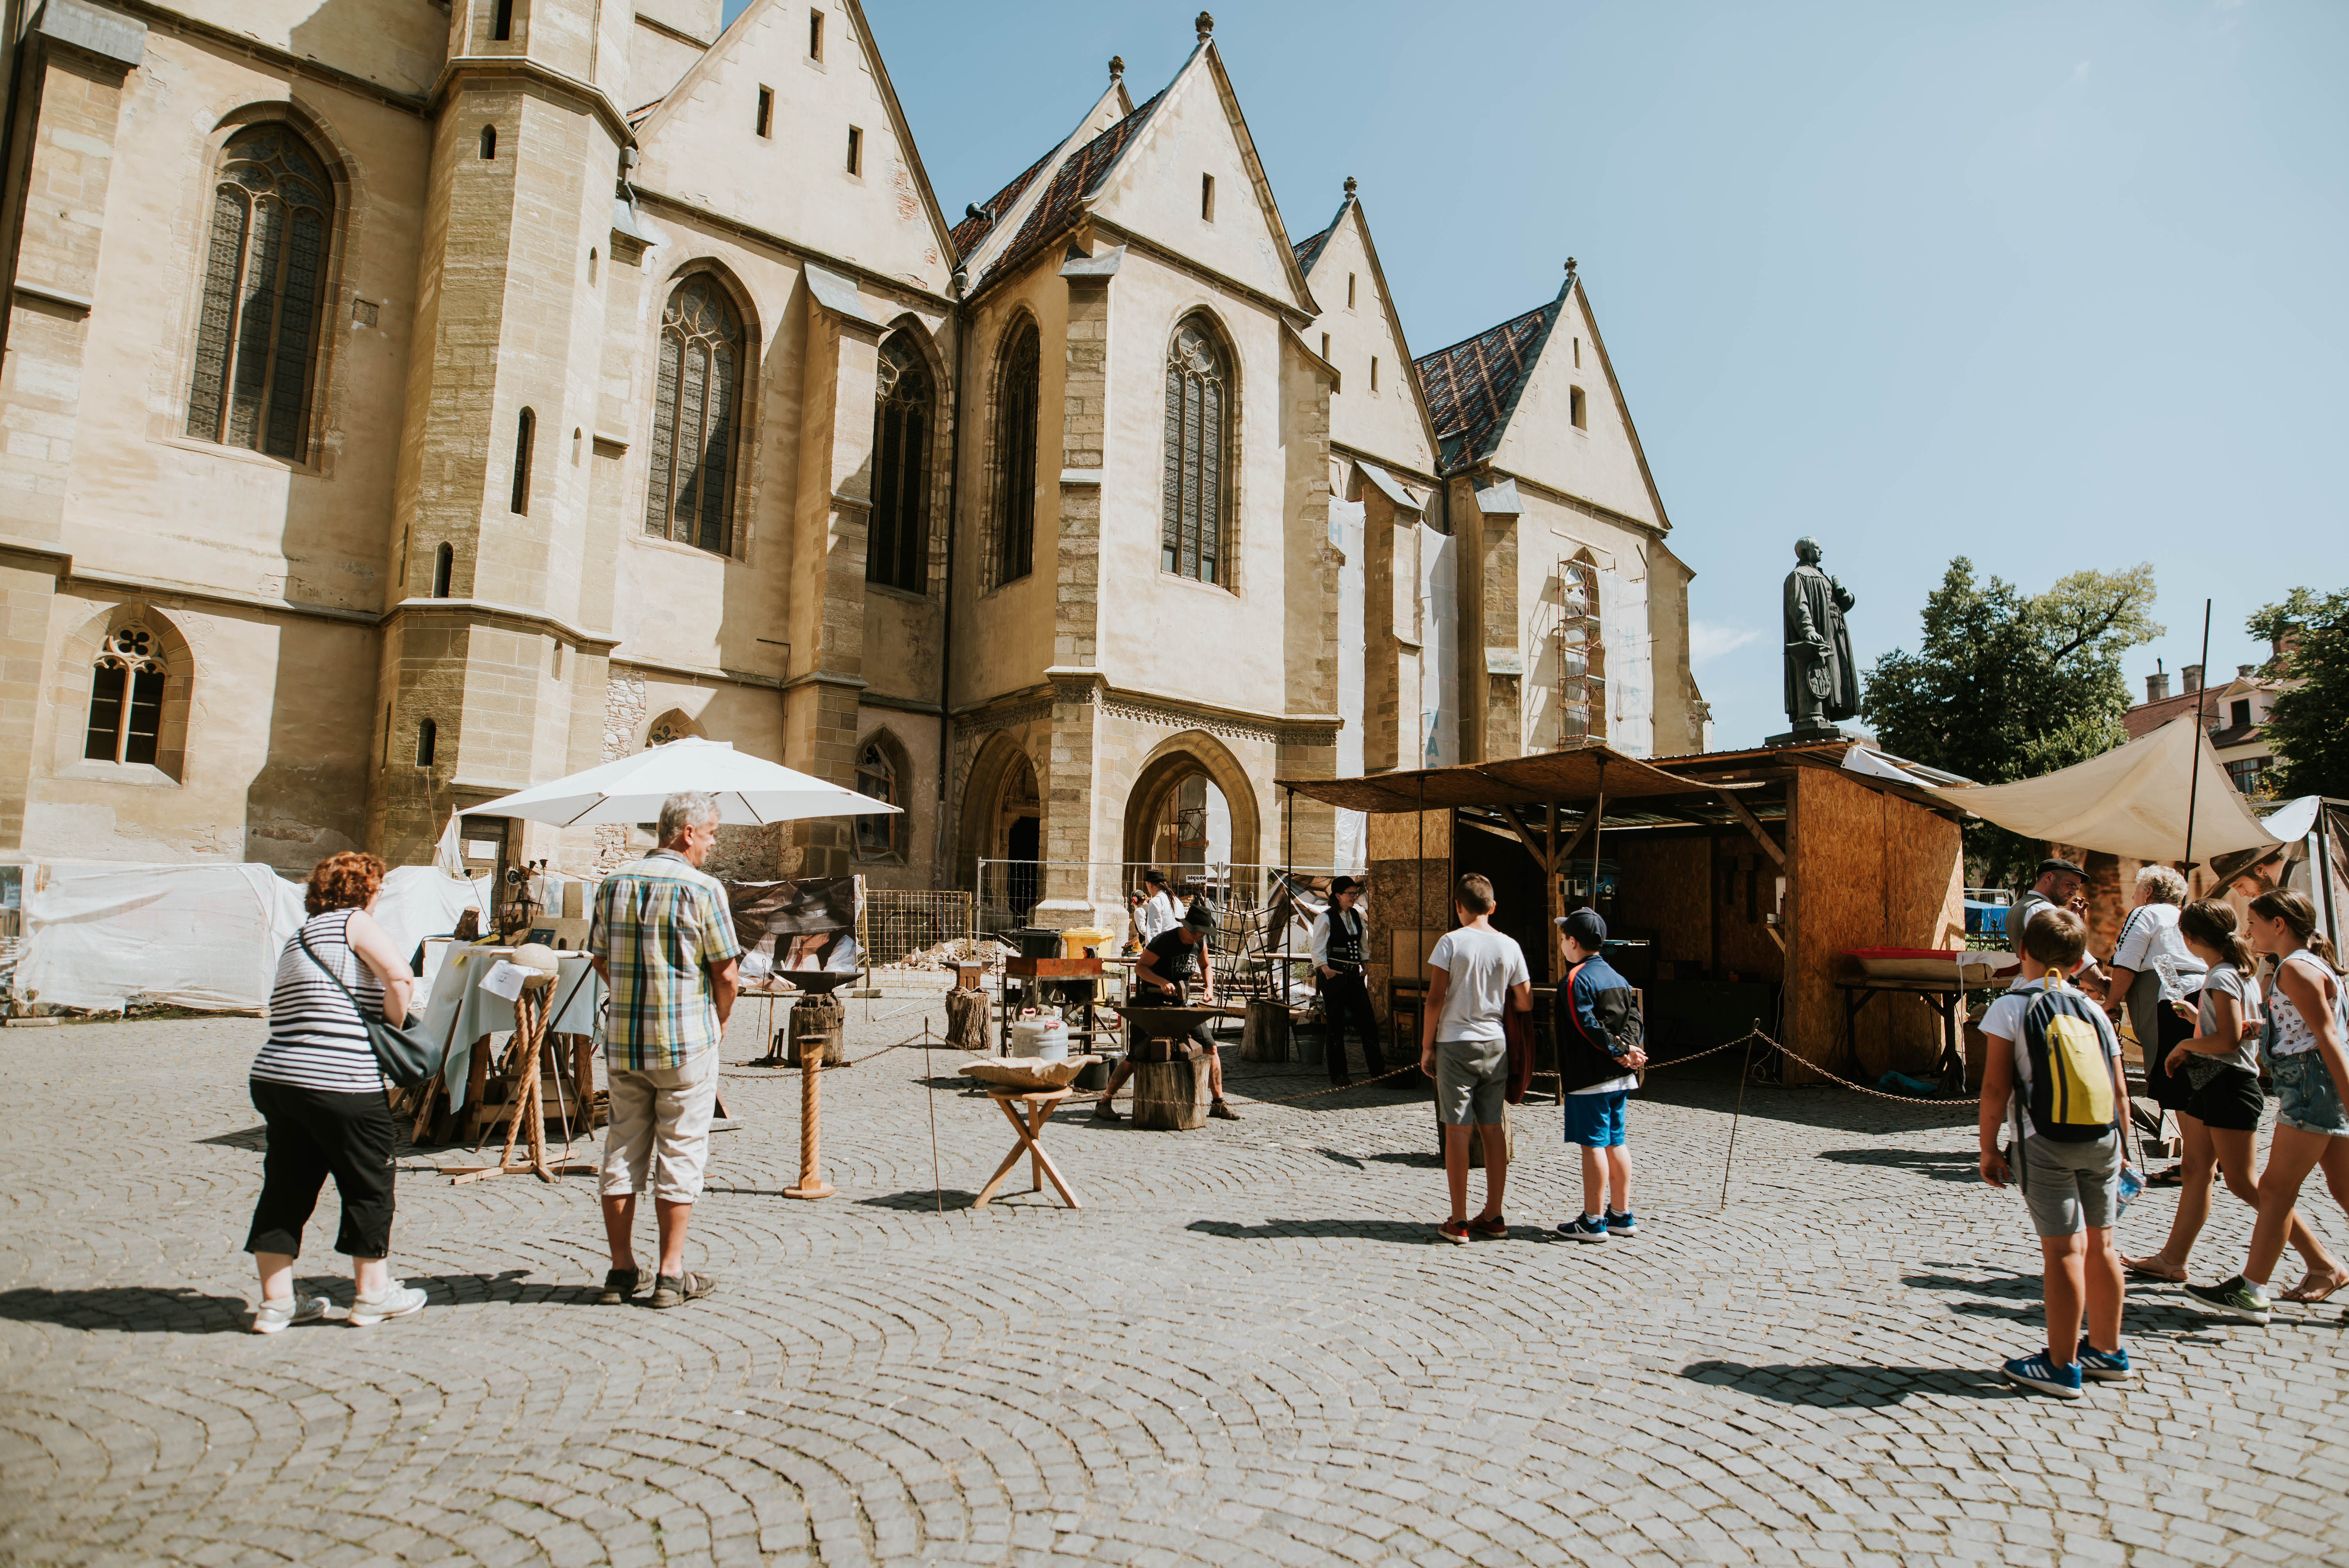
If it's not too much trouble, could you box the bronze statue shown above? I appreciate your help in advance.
[1781,536,1857,736]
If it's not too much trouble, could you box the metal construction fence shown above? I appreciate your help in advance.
[861,889,977,968]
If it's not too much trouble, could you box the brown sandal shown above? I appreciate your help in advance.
[2121,1254,2187,1283]
[2278,1269,2349,1304]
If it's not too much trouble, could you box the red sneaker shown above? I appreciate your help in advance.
[1437,1218,1471,1244]
[1468,1214,1508,1239]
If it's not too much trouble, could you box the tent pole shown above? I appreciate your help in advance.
[2182,598,2212,887]
[1588,757,1607,916]
[2318,803,2340,947]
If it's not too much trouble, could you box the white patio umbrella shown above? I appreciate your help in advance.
[461,737,898,827]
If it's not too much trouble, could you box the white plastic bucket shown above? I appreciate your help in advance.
[1009,1017,1069,1060]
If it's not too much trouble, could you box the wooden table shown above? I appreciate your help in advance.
[1835,978,1967,1092]
[973,1088,1083,1209]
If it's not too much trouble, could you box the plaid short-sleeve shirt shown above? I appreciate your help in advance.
[590,851,742,1071]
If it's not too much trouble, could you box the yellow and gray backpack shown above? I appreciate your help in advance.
[2022,975,2118,1141]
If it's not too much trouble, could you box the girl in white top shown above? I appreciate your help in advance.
[2185,888,2349,1321]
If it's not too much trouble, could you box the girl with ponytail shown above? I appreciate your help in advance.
[2183,889,2349,1322]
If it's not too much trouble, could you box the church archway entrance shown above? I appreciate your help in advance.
[1120,731,1261,880]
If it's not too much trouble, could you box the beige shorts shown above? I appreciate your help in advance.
[599,1048,719,1203]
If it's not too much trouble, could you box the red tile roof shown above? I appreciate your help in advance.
[949,145,1058,259]
[985,91,1165,282]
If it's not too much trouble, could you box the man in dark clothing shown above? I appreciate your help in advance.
[1311,876,1384,1087]
[1098,901,1239,1121]
[1551,909,1647,1241]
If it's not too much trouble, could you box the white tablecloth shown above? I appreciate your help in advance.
[416,947,602,1109]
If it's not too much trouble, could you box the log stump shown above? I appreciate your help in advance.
[945,986,990,1053]
[1132,1046,1210,1131]
[786,993,847,1067]
[1240,999,1290,1062]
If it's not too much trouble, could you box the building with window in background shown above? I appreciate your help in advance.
[0,2,1704,925]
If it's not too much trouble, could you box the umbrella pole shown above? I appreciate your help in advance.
[2183,599,2212,884]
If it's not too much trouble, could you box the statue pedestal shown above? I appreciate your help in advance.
[1765,725,1853,747]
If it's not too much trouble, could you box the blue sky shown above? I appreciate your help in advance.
[766,1,2348,750]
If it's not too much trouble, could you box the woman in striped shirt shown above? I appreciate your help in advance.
[246,852,426,1333]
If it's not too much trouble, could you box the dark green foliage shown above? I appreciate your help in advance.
[1862,558,2161,888]
[2248,588,2349,799]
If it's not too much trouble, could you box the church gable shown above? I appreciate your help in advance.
[951,76,1132,268]
[632,0,954,292]
[1300,194,1438,478]
[1075,41,1313,314]
[1485,278,1668,530]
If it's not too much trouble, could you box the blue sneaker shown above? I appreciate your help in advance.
[2076,1338,2133,1383]
[1605,1209,1638,1236]
[2002,1352,2084,1400]
[1556,1214,1610,1243]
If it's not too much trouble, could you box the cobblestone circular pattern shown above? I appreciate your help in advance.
[3,1001,2345,1567]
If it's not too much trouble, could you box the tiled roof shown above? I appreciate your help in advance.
[949,145,1058,259]
[1413,295,1559,469]
[627,98,664,130]
[1291,223,1335,273]
[987,91,1165,282]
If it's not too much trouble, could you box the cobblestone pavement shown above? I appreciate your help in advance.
[3,998,2346,1568]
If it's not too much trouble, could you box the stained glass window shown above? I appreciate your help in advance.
[185,125,332,462]
[645,275,746,554]
[866,333,931,593]
[1161,318,1228,584]
[994,323,1040,584]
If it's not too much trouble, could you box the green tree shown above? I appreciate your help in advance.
[2249,587,2349,798]
[1861,558,2161,887]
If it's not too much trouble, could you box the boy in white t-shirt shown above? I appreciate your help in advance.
[1421,874,1531,1244]
[1977,906,2132,1400]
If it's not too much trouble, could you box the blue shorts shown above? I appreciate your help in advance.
[2272,1052,2349,1138]
[1564,1090,1629,1148]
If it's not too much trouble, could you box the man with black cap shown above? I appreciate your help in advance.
[1098,898,1240,1121]
[1310,876,1384,1087]
[2013,858,2109,993]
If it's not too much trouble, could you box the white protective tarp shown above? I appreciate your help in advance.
[370,864,494,967]
[14,861,305,1013]
[1923,714,2287,862]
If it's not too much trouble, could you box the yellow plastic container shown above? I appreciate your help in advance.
[1060,926,1114,959]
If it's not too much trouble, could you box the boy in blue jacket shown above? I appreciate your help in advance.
[1552,909,1647,1241]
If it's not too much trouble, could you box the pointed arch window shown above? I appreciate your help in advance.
[1558,551,1606,743]
[84,626,167,766]
[866,332,932,593]
[994,321,1040,584]
[185,124,334,463]
[1161,317,1229,584]
[854,740,900,859]
[645,274,746,555]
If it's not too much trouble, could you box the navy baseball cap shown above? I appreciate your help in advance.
[1555,908,1608,948]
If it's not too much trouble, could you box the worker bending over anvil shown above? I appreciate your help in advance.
[1096,901,1239,1122]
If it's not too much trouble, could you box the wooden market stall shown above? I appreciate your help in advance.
[1280,739,1971,1082]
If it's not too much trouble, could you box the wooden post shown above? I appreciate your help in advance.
[785,1053,835,1199]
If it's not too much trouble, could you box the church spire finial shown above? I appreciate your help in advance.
[1564,256,1577,283]
[1196,11,1214,41]
[1343,175,1358,198]
[1109,54,1124,82]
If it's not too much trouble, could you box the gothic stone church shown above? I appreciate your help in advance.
[0,0,1706,921]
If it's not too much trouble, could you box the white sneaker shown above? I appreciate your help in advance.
[347,1281,428,1326]
[1557,1215,1611,1243]
[251,1294,332,1334]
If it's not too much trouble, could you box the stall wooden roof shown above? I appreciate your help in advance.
[1275,743,1718,813]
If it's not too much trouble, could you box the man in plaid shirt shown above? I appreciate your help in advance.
[589,791,740,1310]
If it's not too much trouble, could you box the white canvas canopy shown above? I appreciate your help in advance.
[1923,714,2287,862]
[462,736,896,828]
[12,861,305,1013]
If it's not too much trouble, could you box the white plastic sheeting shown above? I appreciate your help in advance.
[13,861,305,1013]
[1330,494,1369,870]
[1418,522,1458,768]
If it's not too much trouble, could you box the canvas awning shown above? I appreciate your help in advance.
[1921,713,2288,862]
[1276,742,1718,813]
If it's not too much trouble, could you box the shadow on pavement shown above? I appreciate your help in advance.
[1820,1148,1979,1181]
[1637,1073,1978,1135]
[1681,1359,2011,1406]
[0,1286,255,1335]
[1188,1217,1508,1245]
[196,1124,269,1151]
[857,1189,980,1211]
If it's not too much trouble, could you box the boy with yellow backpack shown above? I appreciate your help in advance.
[1977,906,2137,1399]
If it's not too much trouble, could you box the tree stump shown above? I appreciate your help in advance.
[1241,998,1289,1062]
[1436,1102,1515,1167]
[1132,1046,1210,1131]
[945,986,990,1053]
[786,993,847,1066]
